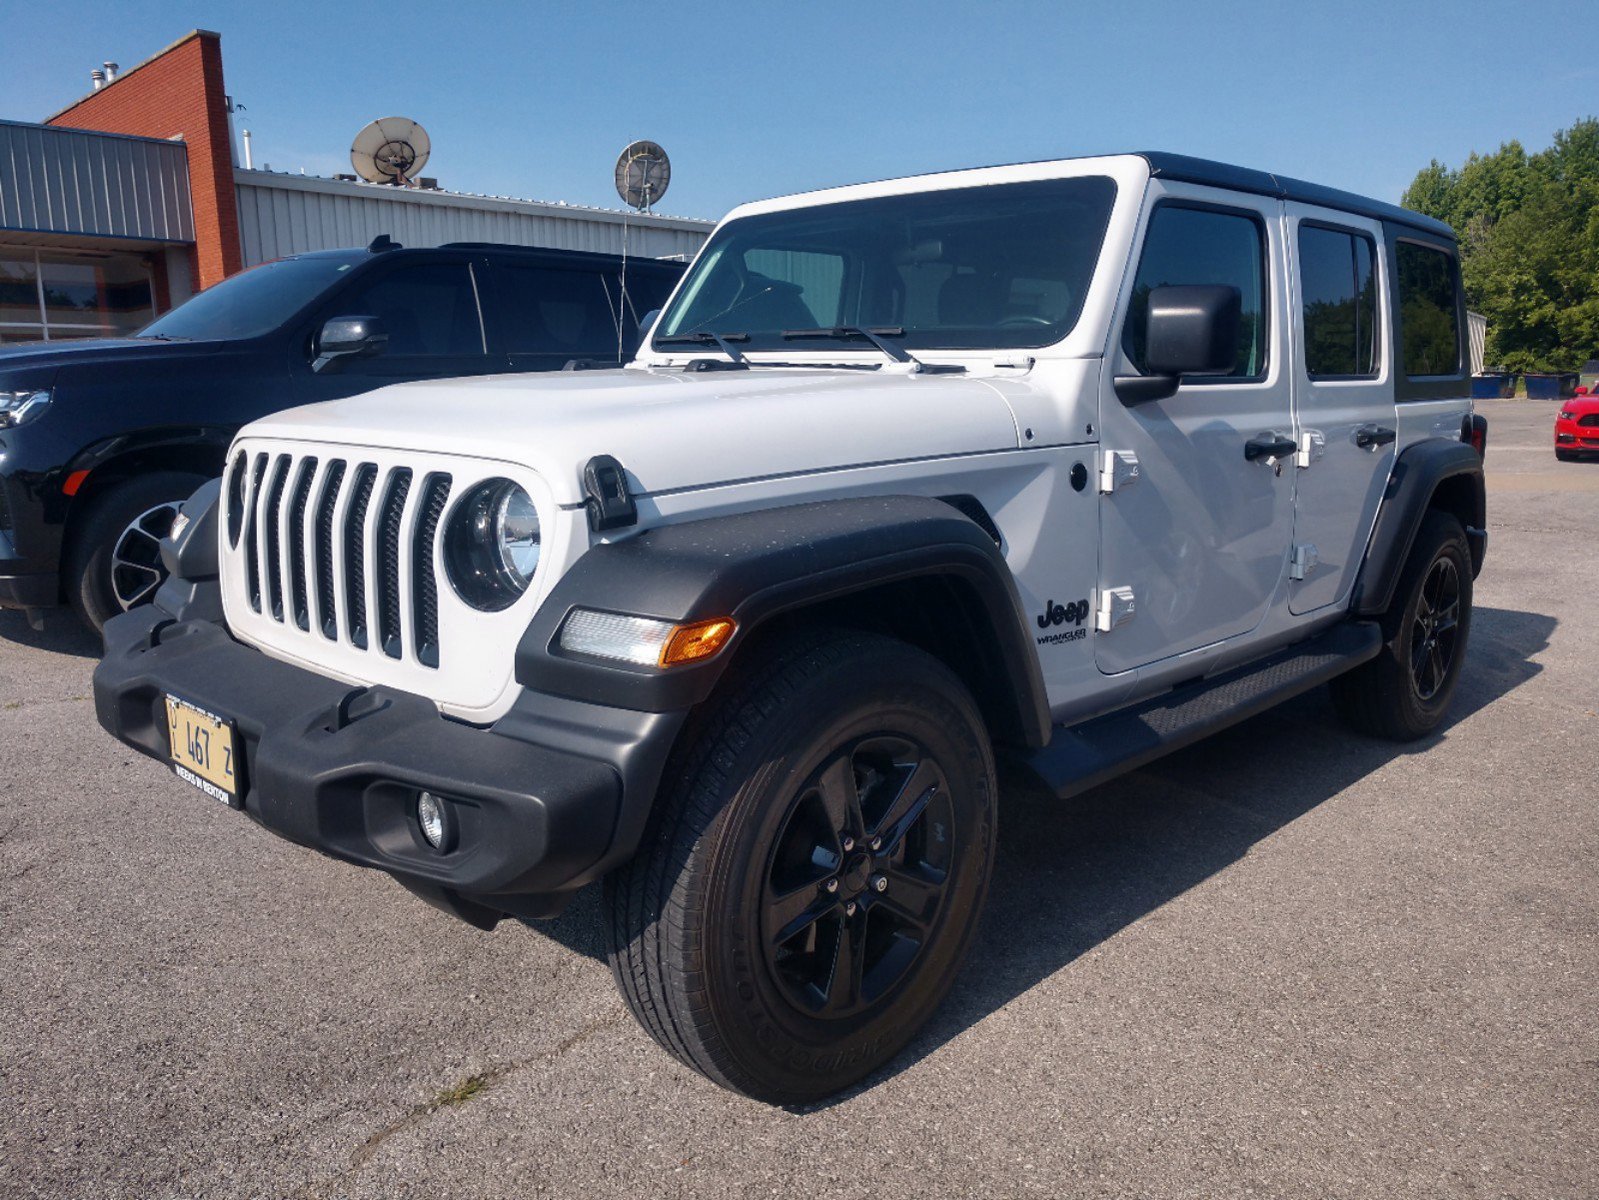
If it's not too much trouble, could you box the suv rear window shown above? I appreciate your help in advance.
[1396,241,1461,377]
[1298,224,1379,378]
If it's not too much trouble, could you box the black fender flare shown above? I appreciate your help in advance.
[516,495,1051,747]
[1351,437,1486,618]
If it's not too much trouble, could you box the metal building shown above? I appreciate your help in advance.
[234,171,708,268]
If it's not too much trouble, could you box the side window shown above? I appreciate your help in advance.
[1124,205,1267,379]
[1396,242,1461,377]
[1298,225,1379,378]
[500,265,622,356]
[337,262,483,357]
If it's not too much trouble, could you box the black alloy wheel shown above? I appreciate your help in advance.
[1409,555,1461,702]
[762,735,956,1020]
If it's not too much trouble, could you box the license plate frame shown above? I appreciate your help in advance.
[164,693,241,807]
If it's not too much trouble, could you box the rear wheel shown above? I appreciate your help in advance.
[605,630,996,1104]
[66,471,206,633]
[1331,510,1472,741]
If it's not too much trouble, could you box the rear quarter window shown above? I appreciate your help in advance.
[1396,241,1461,377]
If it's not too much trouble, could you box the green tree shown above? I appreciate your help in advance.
[1402,118,1599,372]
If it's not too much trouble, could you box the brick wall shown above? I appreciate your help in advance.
[46,30,242,291]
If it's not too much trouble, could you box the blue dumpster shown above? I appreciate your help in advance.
[1471,373,1516,399]
[1524,373,1564,400]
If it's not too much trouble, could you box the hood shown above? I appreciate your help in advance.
[245,366,1023,505]
[0,336,219,379]
[1562,395,1599,413]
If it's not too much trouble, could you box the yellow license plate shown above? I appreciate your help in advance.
[165,694,239,804]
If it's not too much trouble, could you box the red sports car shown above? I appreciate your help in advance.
[1556,389,1599,460]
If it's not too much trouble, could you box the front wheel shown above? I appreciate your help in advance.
[66,471,206,633]
[1331,510,1473,741]
[605,630,996,1104]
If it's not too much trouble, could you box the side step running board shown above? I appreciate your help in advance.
[1024,621,1384,800]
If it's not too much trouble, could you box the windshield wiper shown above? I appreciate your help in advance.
[654,330,749,363]
[141,333,191,342]
[783,326,912,363]
[778,327,965,373]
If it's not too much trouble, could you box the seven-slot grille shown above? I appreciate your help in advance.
[227,450,452,668]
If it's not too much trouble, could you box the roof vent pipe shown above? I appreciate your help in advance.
[90,68,106,91]
[103,61,119,82]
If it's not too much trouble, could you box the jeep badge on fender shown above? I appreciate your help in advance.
[94,151,1485,1105]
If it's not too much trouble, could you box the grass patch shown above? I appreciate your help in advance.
[431,1073,491,1108]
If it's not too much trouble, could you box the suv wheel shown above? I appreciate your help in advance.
[605,630,996,1104]
[1331,510,1473,741]
[67,472,205,633]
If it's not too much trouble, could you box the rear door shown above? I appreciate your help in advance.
[486,258,663,371]
[1284,206,1395,614]
[1094,185,1296,675]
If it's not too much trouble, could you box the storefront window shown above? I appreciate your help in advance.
[0,248,155,343]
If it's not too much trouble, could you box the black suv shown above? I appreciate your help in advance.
[0,239,684,631]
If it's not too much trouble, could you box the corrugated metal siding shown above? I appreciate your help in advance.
[1467,310,1486,376]
[0,119,194,242]
[235,171,712,266]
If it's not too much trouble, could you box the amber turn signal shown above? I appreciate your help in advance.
[660,618,736,666]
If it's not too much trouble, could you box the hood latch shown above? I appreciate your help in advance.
[583,454,638,532]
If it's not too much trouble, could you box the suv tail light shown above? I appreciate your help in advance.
[1461,413,1487,458]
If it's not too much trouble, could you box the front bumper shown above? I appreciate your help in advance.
[0,568,56,610]
[94,607,681,925]
[1555,423,1599,451]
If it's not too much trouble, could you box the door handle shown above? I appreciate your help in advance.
[1245,431,1298,462]
[1355,423,1397,449]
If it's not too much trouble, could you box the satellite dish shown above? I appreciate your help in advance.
[351,117,431,186]
[615,140,671,211]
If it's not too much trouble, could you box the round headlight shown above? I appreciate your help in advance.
[444,479,541,611]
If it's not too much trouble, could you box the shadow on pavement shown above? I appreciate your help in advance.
[0,608,101,659]
[528,604,1555,1105]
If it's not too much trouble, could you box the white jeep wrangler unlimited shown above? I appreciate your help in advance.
[95,152,1487,1103]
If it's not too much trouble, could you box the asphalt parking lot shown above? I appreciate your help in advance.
[2,397,1594,1199]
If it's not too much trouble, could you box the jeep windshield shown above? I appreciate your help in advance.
[653,176,1117,354]
[139,253,362,342]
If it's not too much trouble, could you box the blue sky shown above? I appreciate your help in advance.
[7,0,1595,223]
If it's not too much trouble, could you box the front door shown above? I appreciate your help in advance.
[296,256,491,403]
[1095,185,1296,675]
[1284,205,1396,614]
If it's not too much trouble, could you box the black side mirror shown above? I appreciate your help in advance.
[636,308,661,348]
[1115,284,1242,405]
[312,315,388,373]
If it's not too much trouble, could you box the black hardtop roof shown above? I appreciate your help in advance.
[1136,151,1455,240]
[289,242,683,268]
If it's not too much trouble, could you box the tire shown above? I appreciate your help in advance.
[605,629,997,1104]
[1556,448,1576,462]
[1331,510,1473,741]
[66,471,206,633]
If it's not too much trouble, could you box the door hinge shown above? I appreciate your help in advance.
[1098,449,1140,494]
[1289,543,1320,581]
[1296,429,1326,469]
[1095,586,1136,632]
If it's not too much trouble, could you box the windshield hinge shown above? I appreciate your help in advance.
[583,455,638,532]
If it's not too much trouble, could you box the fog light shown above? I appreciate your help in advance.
[417,791,447,850]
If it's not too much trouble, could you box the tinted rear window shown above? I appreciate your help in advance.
[1299,225,1379,377]
[1396,241,1461,377]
